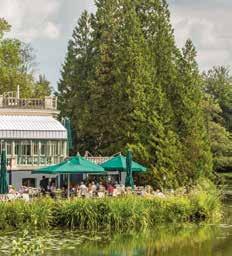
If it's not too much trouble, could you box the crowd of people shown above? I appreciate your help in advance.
[1,185,36,201]
[39,176,166,199]
[1,176,166,201]
[67,181,122,198]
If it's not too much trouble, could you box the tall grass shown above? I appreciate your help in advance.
[0,179,221,231]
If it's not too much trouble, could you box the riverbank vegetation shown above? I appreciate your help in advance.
[0,179,221,231]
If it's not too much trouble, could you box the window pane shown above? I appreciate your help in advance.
[47,142,51,156]
[21,141,31,156]
[41,142,46,155]
[6,142,12,155]
[26,145,31,155]
[33,142,39,155]
[15,143,20,155]
[55,141,58,155]
[22,178,36,187]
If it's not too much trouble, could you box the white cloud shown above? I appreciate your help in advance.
[0,0,61,42]
[172,17,217,49]
[43,22,60,39]
[169,1,232,70]
[3,0,231,87]
[197,49,230,71]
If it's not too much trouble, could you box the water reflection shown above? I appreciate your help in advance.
[0,203,231,256]
[63,224,231,256]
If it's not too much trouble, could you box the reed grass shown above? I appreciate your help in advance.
[0,179,221,231]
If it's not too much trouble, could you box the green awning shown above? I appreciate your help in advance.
[32,155,105,175]
[100,154,147,172]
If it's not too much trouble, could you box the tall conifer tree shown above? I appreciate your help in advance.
[133,0,186,186]
[85,0,120,153]
[174,39,213,181]
[58,11,93,152]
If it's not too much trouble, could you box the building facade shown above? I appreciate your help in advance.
[0,88,67,189]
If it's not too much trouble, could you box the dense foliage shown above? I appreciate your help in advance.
[0,18,52,98]
[203,67,232,172]
[58,0,232,187]
[0,179,221,230]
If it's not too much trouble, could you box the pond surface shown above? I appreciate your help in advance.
[0,201,231,256]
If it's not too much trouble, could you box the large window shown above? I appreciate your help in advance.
[3,139,66,166]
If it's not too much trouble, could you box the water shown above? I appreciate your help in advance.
[0,201,231,256]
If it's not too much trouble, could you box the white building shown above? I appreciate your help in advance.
[0,88,67,189]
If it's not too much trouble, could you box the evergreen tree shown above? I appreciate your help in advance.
[58,1,217,188]
[136,0,177,118]
[58,11,93,152]
[133,0,187,187]
[83,0,119,154]
[89,0,159,155]
[174,39,213,181]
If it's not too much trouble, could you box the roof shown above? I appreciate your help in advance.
[0,115,67,140]
[32,156,105,174]
[100,155,147,172]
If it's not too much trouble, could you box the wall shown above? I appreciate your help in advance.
[11,171,56,190]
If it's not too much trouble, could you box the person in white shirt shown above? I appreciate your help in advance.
[80,182,87,197]
[91,181,97,196]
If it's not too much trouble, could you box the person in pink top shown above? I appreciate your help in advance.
[107,183,114,196]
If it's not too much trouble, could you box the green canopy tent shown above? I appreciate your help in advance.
[125,151,134,189]
[0,150,8,194]
[32,155,105,198]
[100,154,147,172]
[100,154,146,187]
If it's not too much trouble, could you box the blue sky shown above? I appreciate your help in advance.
[1,0,231,89]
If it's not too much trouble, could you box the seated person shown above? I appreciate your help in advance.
[98,182,105,198]
[8,185,16,194]
[107,183,114,196]
[49,182,56,198]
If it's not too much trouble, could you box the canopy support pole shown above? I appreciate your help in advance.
[67,174,70,199]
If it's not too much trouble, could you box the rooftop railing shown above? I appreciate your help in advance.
[86,156,111,164]
[0,95,57,110]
